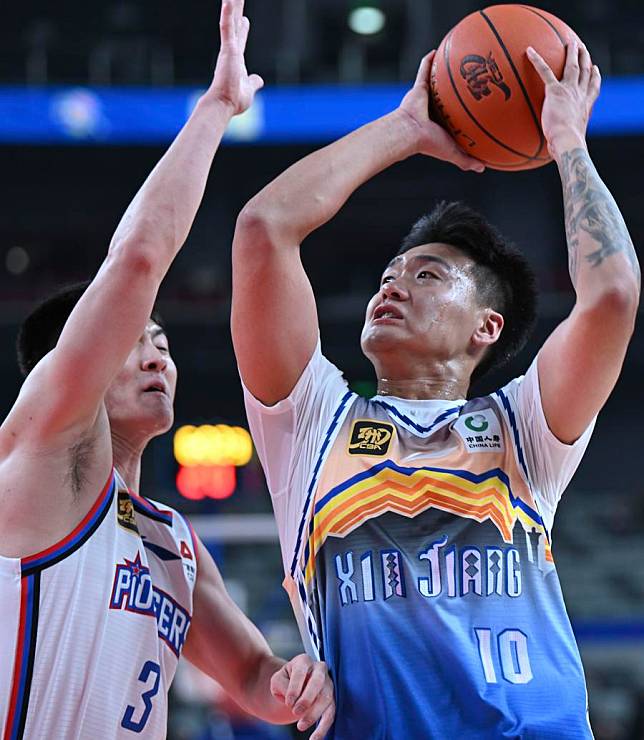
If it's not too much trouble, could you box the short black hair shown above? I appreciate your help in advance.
[17,280,166,377]
[398,201,537,381]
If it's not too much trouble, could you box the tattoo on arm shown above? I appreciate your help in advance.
[560,147,640,284]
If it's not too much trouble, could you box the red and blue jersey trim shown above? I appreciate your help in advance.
[130,492,173,527]
[21,471,115,576]
[3,572,40,740]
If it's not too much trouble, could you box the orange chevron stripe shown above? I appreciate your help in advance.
[313,477,514,544]
[316,487,513,545]
[314,474,510,535]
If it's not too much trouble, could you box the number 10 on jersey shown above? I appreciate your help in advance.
[475,628,533,684]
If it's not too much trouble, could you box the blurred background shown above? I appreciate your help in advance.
[1,0,643,738]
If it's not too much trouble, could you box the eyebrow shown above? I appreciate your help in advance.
[150,327,168,341]
[384,254,453,272]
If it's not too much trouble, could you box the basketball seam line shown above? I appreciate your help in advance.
[443,32,538,165]
[478,9,547,160]
[519,6,566,46]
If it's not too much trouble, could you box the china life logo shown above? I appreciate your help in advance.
[464,414,489,433]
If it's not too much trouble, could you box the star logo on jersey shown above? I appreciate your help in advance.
[348,420,395,456]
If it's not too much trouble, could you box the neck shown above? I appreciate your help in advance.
[374,357,472,401]
[377,376,468,401]
[111,430,147,493]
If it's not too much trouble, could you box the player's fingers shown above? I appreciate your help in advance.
[446,138,485,172]
[308,703,336,740]
[578,44,592,89]
[270,667,290,702]
[414,51,435,89]
[219,0,234,45]
[239,15,250,53]
[249,73,264,95]
[230,0,243,39]
[563,41,580,84]
[588,64,601,104]
[296,689,333,733]
[526,47,558,86]
[284,658,312,708]
[292,662,327,717]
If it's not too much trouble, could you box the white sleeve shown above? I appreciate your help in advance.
[241,342,350,573]
[499,357,595,535]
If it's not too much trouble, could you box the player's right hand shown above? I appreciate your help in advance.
[207,0,264,115]
[398,51,485,173]
[270,654,335,739]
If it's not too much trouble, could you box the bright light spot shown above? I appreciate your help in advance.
[348,7,386,35]
[6,246,29,275]
[174,424,253,467]
[176,465,237,500]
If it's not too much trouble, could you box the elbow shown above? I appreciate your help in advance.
[584,282,640,331]
[107,234,162,281]
[234,201,297,258]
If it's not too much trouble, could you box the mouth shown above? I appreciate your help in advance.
[142,382,167,396]
[373,304,403,323]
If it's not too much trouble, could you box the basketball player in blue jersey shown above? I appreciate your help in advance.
[0,2,334,738]
[231,40,640,739]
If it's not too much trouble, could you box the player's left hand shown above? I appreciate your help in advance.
[270,654,335,739]
[527,41,601,156]
[206,0,264,115]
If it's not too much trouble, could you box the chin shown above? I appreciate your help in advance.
[361,329,402,357]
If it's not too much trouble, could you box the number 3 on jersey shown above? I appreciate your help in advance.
[122,660,161,732]
[475,628,533,684]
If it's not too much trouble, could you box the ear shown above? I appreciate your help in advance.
[472,309,504,350]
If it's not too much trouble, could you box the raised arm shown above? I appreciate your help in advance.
[528,43,640,443]
[183,537,334,738]
[232,52,484,406]
[3,0,263,444]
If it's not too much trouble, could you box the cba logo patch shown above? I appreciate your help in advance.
[348,420,395,456]
[460,53,511,102]
[117,491,139,534]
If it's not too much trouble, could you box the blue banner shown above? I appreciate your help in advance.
[0,78,642,145]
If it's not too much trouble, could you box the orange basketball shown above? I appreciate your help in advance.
[430,5,581,171]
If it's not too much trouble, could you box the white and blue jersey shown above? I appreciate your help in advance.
[0,470,197,740]
[244,343,595,739]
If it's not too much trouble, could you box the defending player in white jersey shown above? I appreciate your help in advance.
[0,2,334,738]
[231,41,640,738]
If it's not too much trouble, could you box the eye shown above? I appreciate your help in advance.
[155,345,169,354]
[418,270,439,280]
[381,275,395,285]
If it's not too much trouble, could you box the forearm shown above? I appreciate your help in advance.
[243,654,295,724]
[241,109,420,245]
[109,94,234,271]
[554,137,640,309]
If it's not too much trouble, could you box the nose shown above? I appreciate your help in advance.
[381,277,409,302]
[141,346,168,373]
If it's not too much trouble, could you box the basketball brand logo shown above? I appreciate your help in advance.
[348,421,394,456]
[460,53,511,102]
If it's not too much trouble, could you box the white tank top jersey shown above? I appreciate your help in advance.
[0,470,198,740]
[243,343,597,739]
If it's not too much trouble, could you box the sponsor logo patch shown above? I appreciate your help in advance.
[180,540,194,561]
[348,420,395,456]
[453,409,503,453]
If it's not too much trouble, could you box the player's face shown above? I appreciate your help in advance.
[361,243,489,372]
[104,321,177,441]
